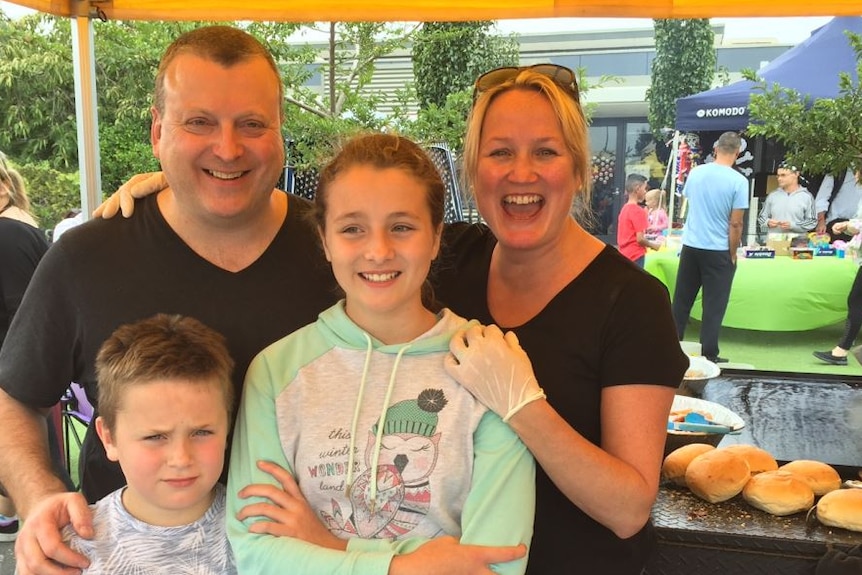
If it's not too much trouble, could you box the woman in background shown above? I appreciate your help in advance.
[814,169,862,366]
[0,157,50,541]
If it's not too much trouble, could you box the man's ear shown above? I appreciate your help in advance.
[95,416,120,462]
[150,106,162,159]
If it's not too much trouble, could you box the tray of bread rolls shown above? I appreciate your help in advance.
[649,441,862,575]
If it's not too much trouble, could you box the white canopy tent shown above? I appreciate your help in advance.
[5,0,859,215]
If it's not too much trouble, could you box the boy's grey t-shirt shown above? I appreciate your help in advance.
[64,483,236,575]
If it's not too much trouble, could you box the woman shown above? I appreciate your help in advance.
[0,159,47,345]
[814,169,862,366]
[96,64,688,574]
[439,64,687,574]
[0,157,50,541]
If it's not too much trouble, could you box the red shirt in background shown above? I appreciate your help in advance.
[617,203,648,261]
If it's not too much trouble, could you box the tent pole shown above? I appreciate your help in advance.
[72,16,102,222]
[666,130,680,226]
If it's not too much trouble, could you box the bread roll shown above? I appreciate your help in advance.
[742,470,814,516]
[721,444,778,475]
[816,489,862,532]
[662,443,716,487]
[685,449,751,503]
[778,460,841,496]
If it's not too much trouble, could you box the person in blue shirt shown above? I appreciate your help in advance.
[672,131,750,363]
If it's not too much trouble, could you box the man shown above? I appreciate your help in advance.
[0,26,521,575]
[672,131,749,364]
[814,167,862,241]
[757,162,817,235]
[616,173,661,267]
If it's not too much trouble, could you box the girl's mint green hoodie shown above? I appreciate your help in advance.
[228,301,535,575]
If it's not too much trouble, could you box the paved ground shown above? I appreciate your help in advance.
[0,541,14,575]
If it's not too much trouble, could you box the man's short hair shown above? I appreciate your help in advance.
[153,25,283,117]
[95,314,235,433]
[625,173,648,194]
[778,160,800,174]
[714,131,742,155]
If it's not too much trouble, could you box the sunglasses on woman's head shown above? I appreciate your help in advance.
[472,64,580,105]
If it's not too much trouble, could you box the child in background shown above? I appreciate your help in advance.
[64,313,237,574]
[617,174,662,267]
[645,188,669,239]
[227,133,535,575]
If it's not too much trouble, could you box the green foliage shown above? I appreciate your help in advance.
[0,14,76,167]
[14,161,80,232]
[579,70,623,122]
[283,110,367,170]
[392,88,473,152]
[278,22,416,168]
[0,12,520,192]
[746,31,862,176]
[412,22,519,110]
[647,19,716,139]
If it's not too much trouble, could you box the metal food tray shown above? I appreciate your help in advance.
[647,368,862,575]
[647,483,862,575]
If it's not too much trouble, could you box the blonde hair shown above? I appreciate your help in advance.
[0,155,34,217]
[462,68,592,219]
[645,188,664,206]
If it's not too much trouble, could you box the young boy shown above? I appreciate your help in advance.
[617,173,662,267]
[64,313,237,574]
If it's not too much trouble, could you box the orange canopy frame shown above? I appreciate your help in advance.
[5,0,862,21]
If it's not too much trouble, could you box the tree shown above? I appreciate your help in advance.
[393,22,518,152]
[278,22,419,169]
[0,13,78,168]
[745,31,862,176]
[646,19,716,139]
[16,161,80,232]
[412,22,519,110]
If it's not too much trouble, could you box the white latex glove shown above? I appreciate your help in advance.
[93,171,168,219]
[445,324,545,422]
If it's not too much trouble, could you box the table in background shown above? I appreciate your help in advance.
[645,250,859,331]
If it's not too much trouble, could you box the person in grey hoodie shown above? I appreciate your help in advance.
[226,133,536,575]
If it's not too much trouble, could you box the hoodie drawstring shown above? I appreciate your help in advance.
[345,333,374,498]
[368,344,410,505]
[344,333,412,511]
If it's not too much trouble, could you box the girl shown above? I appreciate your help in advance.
[226,133,534,575]
[645,188,669,239]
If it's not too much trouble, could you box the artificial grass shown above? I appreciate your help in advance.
[682,318,862,376]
